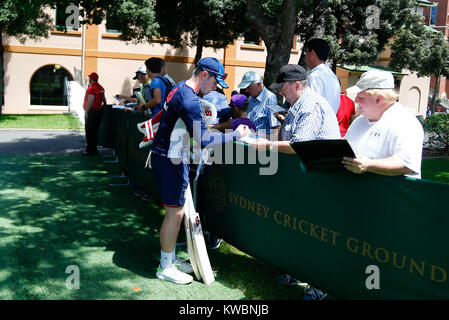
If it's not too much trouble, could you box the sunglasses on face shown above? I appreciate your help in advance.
[202,67,228,80]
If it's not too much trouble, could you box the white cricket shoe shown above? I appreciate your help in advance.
[173,258,194,274]
[156,264,193,284]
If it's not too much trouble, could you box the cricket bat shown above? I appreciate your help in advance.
[184,184,215,285]
[183,203,201,281]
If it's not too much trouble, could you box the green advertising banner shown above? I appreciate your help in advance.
[112,109,130,175]
[102,110,449,299]
[97,105,115,150]
[126,112,162,203]
[198,143,449,299]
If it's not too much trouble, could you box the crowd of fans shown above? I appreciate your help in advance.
[82,38,424,299]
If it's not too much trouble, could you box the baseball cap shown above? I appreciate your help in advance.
[197,57,229,89]
[88,72,99,81]
[230,94,248,108]
[346,70,395,94]
[133,66,147,80]
[238,71,263,89]
[269,64,307,91]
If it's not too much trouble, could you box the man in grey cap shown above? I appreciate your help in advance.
[237,71,280,137]
[253,64,340,154]
[342,70,424,178]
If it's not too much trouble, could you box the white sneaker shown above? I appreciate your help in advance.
[156,264,193,284]
[173,258,194,274]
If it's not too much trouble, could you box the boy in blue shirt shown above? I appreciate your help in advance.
[135,57,170,118]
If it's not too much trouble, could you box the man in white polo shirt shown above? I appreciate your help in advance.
[305,38,341,114]
[342,70,424,178]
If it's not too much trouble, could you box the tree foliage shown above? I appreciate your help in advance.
[53,0,160,42]
[390,15,449,113]
[155,0,249,65]
[245,0,297,87]
[0,0,54,115]
[0,0,53,41]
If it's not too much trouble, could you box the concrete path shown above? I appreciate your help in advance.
[0,129,86,154]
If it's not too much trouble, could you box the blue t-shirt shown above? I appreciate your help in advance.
[151,81,240,158]
[149,76,168,115]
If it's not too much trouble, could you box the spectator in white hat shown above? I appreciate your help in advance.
[342,70,424,178]
[116,66,151,104]
[238,71,280,138]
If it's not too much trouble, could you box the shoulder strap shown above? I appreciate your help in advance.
[156,75,170,86]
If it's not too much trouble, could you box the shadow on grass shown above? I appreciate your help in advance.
[0,154,164,299]
[0,132,85,155]
[0,153,305,300]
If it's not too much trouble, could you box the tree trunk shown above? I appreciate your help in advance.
[193,31,205,67]
[245,0,297,89]
[0,27,4,117]
[430,69,441,114]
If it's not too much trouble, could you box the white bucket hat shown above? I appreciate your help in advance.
[346,70,395,94]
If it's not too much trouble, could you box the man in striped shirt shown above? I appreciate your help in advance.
[254,64,340,154]
[237,71,280,138]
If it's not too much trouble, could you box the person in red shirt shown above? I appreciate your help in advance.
[83,72,106,155]
[337,91,356,137]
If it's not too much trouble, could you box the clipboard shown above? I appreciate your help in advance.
[290,139,355,171]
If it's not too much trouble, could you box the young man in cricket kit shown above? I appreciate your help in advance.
[150,57,251,284]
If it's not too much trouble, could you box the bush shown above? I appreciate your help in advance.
[423,113,449,153]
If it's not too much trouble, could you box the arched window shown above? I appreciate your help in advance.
[30,65,74,106]
[408,86,421,113]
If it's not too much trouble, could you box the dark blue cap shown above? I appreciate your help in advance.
[197,57,229,89]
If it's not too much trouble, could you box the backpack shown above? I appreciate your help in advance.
[155,75,174,106]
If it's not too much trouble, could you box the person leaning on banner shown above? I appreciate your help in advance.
[251,65,338,300]
[237,71,280,138]
[252,64,340,154]
[83,72,106,156]
[150,57,250,285]
[342,70,424,178]
[116,66,151,106]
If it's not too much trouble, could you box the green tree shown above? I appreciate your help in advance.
[54,0,159,42]
[0,0,159,116]
[0,0,53,116]
[390,23,449,114]
[155,0,249,66]
[295,0,424,72]
[244,0,297,87]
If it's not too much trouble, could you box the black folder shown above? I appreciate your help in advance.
[290,139,356,171]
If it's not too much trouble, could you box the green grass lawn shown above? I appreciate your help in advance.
[0,153,305,300]
[0,150,447,300]
[0,114,82,130]
[422,158,449,184]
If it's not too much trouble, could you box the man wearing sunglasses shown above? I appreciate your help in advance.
[150,57,251,284]
[237,71,281,138]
